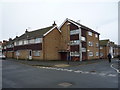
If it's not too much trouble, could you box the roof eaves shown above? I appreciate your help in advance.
[43,25,57,37]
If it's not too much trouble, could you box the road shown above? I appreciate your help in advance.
[2,59,119,88]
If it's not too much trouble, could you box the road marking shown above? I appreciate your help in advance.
[74,70,82,73]
[99,73,106,76]
[111,64,120,73]
[36,66,117,77]
[107,74,117,77]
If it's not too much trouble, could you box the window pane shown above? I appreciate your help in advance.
[70,29,79,35]
[33,51,40,56]
[89,52,93,56]
[88,31,92,36]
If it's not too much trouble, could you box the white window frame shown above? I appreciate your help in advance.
[35,38,42,43]
[88,41,93,46]
[23,40,28,45]
[81,36,86,41]
[70,40,80,45]
[100,52,103,56]
[96,52,99,56]
[70,29,80,35]
[89,52,93,56]
[95,34,98,38]
[70,51,80,56]
[33,51,40,56]
[88,31,92,36]
[82,48,86,52]
[96,43,99,47]
[29,39,35,44]
[19,40,23,45]
[100,46,103,49]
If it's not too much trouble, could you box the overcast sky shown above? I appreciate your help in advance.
[0,0,119,44]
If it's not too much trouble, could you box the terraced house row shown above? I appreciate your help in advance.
[2,18,120,61]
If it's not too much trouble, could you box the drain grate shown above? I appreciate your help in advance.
[58,82,72,87]
[90,70,96,72]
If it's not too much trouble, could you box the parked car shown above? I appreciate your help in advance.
[0,54,6,60]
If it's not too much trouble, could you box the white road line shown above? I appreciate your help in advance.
[37,66,117,77]
[111,64,120,73]
[99,73,106,76]
[74,70,82,73]
[107,74,117,77]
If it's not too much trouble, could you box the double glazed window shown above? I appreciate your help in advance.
[33,51,40,56]
[70,29,79,35]
[96,43,99,47]
[88,41,93,46]
[82,48,86,52]
[96,52,99,56]
[100,46,103,49]
[88,31,92,36]
[81,36,86,41]
[70,51,80,56]
[95,34,98,38]
[70,40,80,45]
[89,52,93,56]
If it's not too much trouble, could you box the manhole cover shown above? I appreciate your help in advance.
[58,82,72,87]
[90,70,96,72]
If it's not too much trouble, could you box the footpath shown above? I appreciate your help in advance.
[6,58,108,68]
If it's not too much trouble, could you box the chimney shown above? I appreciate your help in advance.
[9,38,12,41]
[16,36,18,38]
[25,29,29,33]
[52,21,56,26]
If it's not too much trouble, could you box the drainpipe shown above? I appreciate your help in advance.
[78,26,82,61]
[67,22,71,63]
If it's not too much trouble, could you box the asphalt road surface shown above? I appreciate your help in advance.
[2,59,119,88]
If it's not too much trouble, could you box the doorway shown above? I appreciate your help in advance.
[28,50,32,60]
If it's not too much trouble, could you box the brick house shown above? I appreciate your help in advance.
[99,39,119,59]
[3,19,100,61]
[3,23,61,60]
[59,18,100,61]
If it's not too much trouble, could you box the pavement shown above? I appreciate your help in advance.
[2,58,119,88]
[6,58,109,68]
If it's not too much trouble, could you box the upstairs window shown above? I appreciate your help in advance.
[100,46,103,49]
[81,36,86,41]
[24,40,28,45]
[70,40,80,45]
[82,48,86,52]
[95,34,98,38]
[70,51,80,56]
[89,52,93,56]
[35,38,42,43]
[96,43,99,47]
[88,41,93,46]
[96,52,99,56]
[29,39,35,44]
[70,29,79,35]
[88,31,92,36]
[19,40,23,45]
[100,53,103,56]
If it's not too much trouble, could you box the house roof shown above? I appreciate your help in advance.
[14,25,54,41]
[99,39,110,46]
[59,18,100,35]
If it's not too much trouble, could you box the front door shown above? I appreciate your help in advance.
[60,52,67,60]
[29,50,32,60]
